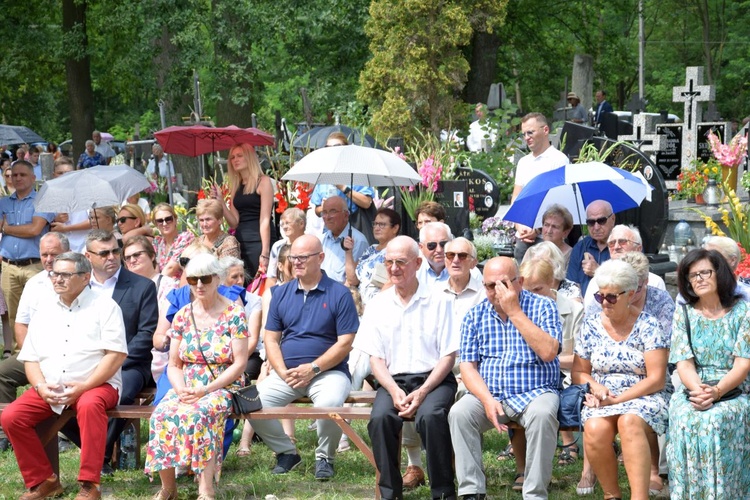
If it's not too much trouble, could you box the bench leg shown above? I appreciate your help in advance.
[36,413,74,477]
[328,412,379,499]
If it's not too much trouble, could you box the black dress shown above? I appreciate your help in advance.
[233,180,276,276]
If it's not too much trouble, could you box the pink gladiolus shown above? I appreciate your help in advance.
[708,131,748,169]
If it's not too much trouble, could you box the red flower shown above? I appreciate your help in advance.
[197,189,206,200]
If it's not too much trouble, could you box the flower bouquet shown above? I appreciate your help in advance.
[675,168,707,201]
[480,216,516,255]
[707,130,748,191]
[274,181,313,214]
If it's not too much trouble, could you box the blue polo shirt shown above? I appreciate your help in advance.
[566,236,610,296]
[0,190,54,260]
[266,272,360,377]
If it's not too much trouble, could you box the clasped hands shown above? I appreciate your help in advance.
[38,381,86,407]
[684,384,719,411]
[282,364,317,389]
[389,387,426,419]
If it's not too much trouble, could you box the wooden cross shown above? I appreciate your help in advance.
[672,67,715,170]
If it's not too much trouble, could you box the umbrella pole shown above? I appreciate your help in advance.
[572,183,583,226]
[166,160,174,206]
[348,173,354,239]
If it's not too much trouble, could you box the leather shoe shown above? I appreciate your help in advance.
[402,465,426,489]
[100,462,115,476]
[74,481,101,500]
[19,474,64,500]
[0,437,10,452]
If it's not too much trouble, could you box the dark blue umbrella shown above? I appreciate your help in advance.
[0,125,45,146]
[293,125,379,150]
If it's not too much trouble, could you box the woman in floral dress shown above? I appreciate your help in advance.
[572,259,669,500]
[667,248,750,499]
[151,202,195,276]
[145,254,250,500]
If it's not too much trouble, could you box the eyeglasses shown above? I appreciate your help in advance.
[593,291,627,304]
[522,128,542,138]
[287,252,321,264]
[425,240,449,251]
[384,258,413,268]
[607,238,638,248]
[483,277,517,290]
[124,250,147,262]
[445,252,471,261]
[186,275,214,286]
[90,248,121,258]
[372,221,393,229]
[117,216,137,225]
[688,269,714,282]
[179,257,190,268]
[49,271,85,281]
[586,214,613,226]
[320,209,341,217]
[154,216,175,225]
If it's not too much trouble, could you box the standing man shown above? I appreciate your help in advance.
[416,222,454,287]
[92,131,114,165]
[566,200,615,295]
[449,257,562,500]
[1,252,127,500]
[319,196,368,283]
[354,236,459,500]
[510,113,569,261]
[252,234,359,480]
[145,144,175,178]
[0,160,55,336]
[593,90,614,128]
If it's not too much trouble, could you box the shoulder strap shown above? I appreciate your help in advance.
[681,303,700,370]
[191,304,217,380]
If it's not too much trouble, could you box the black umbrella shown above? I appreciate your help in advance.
[0,125,45,146]
[293,125,379,150]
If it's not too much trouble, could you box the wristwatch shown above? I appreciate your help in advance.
[311,362,321,375]
[343,186,351,195]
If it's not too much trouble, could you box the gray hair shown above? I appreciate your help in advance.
[619,252,649,282]
[281,207,306,226]
[55,252,92,274]
[41,232,70,251]
[219,256,244,271]
[185,253,226,281]
[446,237,477,259]
[419,221,453,243]
[522,241,566,281]
[594,259,639,292]
[610,224,642,245]
[704,236,741,270]
[85,140,95,148]
[86,229,116,249]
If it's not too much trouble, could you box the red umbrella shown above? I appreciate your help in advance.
[154,124,275,157]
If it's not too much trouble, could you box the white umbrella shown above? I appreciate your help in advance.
[86,165,152,202]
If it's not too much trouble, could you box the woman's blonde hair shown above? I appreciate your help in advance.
[151,202,176,222]
[227,143,263,195]
[195,198,224,219]
[119,203,146,227]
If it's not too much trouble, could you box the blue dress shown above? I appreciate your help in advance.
[667,301,750,499]
[355,244,385,304]
[575,311,669,434]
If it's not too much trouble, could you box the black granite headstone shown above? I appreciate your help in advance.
[454,167,500,219]
[655,124,683,180]
[561,122,598,161]
[697,123,726,163]
[433,180,470,238]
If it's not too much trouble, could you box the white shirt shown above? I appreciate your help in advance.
[16,269,56,325]
[95,142,115,160]
[64,210,90,253]
[89,266,122,298]
[466,120,498,152]
[146,156,175,178]
[583,272,666,315]
[514,145,569,188]
[19,287,128,413]
[354,283,459,375]
[438,270,486,327]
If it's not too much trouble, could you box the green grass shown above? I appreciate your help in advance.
[0,420,632,499]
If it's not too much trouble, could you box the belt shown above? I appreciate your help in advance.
[4,258,41,267]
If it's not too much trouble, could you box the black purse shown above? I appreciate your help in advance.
[681,303,741,402]
[191,305,263,414]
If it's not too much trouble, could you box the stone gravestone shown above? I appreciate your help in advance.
[655,124,683,182]
[432,180,471,238]
[672,67,715,171]
[552,91,571,123]
[454,166,500,219]
[618,113,667,155]
[696,123,728,163]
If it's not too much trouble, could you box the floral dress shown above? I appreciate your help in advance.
[153,231,195,272]
[144,302,247,481]
[355,244,385,304]
[575,311,669,434]
[667,301,750,499]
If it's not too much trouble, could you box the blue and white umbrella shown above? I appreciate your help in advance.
[503,162,653,228]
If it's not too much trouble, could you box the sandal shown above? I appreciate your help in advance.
[576,474,596,495]
[151,489,177,500]
[496,443,514,461]
[512,472,525,492]
[558,444,579,465]
[236,447,251,457]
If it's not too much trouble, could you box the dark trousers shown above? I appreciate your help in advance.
[368,371,457,500]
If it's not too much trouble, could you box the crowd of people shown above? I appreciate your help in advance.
[0,122,747,500]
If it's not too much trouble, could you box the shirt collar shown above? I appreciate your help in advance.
[90,265,122,287]
[324,223,352,242]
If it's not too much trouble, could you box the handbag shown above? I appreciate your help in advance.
[557,383,590,431]
[681,304,742,402]
[248,270,267,296]
[191,306,263,414]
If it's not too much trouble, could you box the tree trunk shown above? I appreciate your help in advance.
[465,31,501,105]
[572,54,594,116]
[62,0,94,160]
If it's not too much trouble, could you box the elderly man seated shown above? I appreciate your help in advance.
[318,196,368,283]
[417,222,454,287]
[567,200,615,295]
[449,257,562,500]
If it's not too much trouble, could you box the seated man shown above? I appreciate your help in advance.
[1,252,128,500]
[251,234,359,480]
[566,200,614,295]
[416,222,453,287]
[355,236,459,500]
[449,257,562,499]
[318,196,368,283]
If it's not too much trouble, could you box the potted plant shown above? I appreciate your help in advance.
[675,168,707,202]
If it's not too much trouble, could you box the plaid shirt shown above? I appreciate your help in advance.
[460,290,562,413]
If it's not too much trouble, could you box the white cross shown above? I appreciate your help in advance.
[672,67,715,170]
[618,113,667,154]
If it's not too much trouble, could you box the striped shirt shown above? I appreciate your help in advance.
[460,290,562,412]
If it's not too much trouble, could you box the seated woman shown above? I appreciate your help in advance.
[572,259,668,500]
[267,207,305,288]
[523,241,582,301]
[344,208,400,304]
[540,204,573,259]
[196,199,240,259]
[152,202,196,277]
[145,254,250,500]
[667,248,750,498]
[118,203,153,244]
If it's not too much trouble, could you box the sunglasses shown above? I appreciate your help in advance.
[186,275,214,285]
[154,216,175,225]
[483,277,517,290]
[586,214,613,227]
[445,252,471,261]
[179,256,190,268]
[425,240,449,251]
[593,290,627,304]
[124,250,147,262]
[117,216,137,225]
[91,248,121,258]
